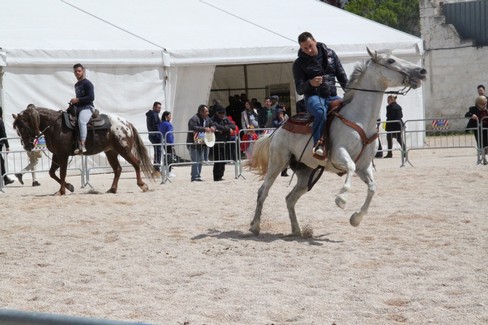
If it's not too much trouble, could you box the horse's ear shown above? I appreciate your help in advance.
[367,47,375,58]
[12,113,17,119]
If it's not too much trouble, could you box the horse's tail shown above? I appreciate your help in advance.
[245,134,271,179]
[131,124,156,180]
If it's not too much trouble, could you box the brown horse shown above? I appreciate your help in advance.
[13,106,155,195]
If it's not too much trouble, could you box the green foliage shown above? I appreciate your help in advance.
[345,0,420,36]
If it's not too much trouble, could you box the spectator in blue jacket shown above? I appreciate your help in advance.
[158,111,176,177]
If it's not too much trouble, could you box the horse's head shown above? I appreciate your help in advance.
[12,105,41,151]
[367,47,427,90]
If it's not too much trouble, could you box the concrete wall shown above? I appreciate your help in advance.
[420,0,488,129]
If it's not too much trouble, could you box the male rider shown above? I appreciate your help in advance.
[70,63,95,154]
[292,32,348,157]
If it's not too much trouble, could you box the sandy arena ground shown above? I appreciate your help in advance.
[0,148,487,324]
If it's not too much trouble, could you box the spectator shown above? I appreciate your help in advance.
[258,96,273,129]
[211,106,236,181]
[15,104,42,186]
[465,95,488,163]
[270,95,283,120]
[384,95,405,158]
[375,118,384,158]
[477,84,488,100]
[0,106,14,185]
[146,101,162,175]
[158,111,176,177]
[241,100,259,130]
[187,104,215,182]
[226,95,245,130]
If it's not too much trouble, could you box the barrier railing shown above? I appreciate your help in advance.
[480,116,488,164]
[1,136,84,192]
[160,130,239,183]
[236,127,276,179]
[403,117,480,166]
[2,117,486,192]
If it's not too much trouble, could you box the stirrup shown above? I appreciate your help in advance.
[312,139,327,160]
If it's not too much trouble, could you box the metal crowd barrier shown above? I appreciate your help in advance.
[236,127,276,179]
[2,117,487,192]
[403,117,480,166]
[160,130,240,184]
[0,136,84,192]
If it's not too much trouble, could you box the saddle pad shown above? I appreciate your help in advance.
[62,111,111,130]
[282,113,313,134]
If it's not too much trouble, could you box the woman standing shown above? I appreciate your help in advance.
[385,95,405,158]
[158,111,176,177]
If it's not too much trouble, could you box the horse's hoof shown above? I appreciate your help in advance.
[140,183,149,192]
[335,195,346,209]
[106,188,117,194]
[249,225,260,236]
[291,230,303,237]
[54,191,63,196]
[66,183,75,193]
[350,212,363,227]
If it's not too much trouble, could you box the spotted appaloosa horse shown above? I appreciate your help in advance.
[13,106,155,195]
[247,48,427,236]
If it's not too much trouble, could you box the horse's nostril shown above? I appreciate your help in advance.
[420,68,427,75]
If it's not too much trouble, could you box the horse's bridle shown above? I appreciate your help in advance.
[344,58,414,96]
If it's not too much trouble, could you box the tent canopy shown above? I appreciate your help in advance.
[1,0,423,66]
[0,0,425,151]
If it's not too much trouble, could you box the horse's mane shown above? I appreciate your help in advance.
[343,61,368,103]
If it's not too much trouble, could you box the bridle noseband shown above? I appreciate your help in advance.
[344,58,413,96]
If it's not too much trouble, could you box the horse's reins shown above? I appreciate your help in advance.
[344,85,412,96]
[33,124,74,166]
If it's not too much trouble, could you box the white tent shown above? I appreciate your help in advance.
[0,0,425,150]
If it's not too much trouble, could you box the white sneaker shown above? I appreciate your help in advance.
[74,146,87,155]
[315,146,324,156]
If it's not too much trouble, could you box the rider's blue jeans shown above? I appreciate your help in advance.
[306,95,340,144]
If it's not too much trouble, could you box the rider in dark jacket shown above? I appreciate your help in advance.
[293,32,348,157]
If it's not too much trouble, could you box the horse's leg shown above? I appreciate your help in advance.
[49,155,70,196]
[349,164,376,227]
[104,150,122,194]
[285,165,314,237]
[334,148,356,209]
[250,152,288,236]
[113,147,149,193]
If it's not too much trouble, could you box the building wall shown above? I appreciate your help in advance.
[420,0,488,129]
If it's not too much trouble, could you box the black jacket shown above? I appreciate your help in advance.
[212,115,237,142]
[292,42,348,98]
[186,113,215,145]
[0,118,9,150]
[385,102,404,132]
[146,110,161,142]
[465,106,488,128]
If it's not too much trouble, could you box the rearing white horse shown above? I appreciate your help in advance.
[247,48,427,236]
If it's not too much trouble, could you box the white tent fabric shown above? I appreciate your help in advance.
[0,0,425,153]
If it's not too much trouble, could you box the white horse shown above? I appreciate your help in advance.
[247,48,427,236]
